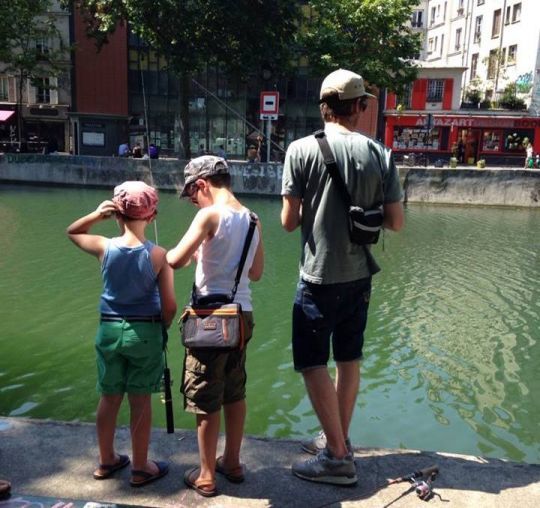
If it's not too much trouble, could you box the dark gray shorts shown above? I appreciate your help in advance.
[292,278,371,371]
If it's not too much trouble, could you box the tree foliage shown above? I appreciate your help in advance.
[71,0,302,156]
[71,0,301,78]
[299,0,421,93]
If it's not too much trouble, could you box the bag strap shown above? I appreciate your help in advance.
[191,211,258,304]
[314,130,352,208]
[314,129,379,276]
[230,211,258,299]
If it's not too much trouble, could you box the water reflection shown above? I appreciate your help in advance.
[0,186,538,463]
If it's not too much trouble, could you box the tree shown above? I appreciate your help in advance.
[71,0,302,157]
[499,83,526,111]
[299,0,421,94]
[0,0,69,146]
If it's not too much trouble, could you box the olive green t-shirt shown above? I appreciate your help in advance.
[282,123,403,284]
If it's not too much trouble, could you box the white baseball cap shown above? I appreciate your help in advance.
[320,69,376,101]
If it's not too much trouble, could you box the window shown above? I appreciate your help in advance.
[428,37,434,54]
[487,49,498,79]
[471,53,479,78]
[443,2,447,21]
[0,76,8,100]
[430,6,436,26]
[36,78,51,103]
[392,127,442,151]
[492,9,502,37]
[504,5,511,24]
[35,38,50,55]
[482,131,502,151]
[440,34,445,56]
[457,0,464,15]
[35,77,57,104]
[396,83,412,109]
[474,16,482,43]
[508,44,517,64]
[427,79,444,102]
[411,10,423,28]
[434,36,438,53]
[455,28,462,50]
[477,0,485,4]
[512,3,521,23]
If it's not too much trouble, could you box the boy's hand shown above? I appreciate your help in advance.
[96,200,117,218]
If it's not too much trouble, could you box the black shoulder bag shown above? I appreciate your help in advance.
[314,130,382,275]
[179,212,258,350]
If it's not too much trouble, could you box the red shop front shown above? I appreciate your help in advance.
[384,113,540,166]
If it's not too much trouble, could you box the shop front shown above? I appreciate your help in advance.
[385,113,540,166]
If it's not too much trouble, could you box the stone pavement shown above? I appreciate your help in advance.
[0,417,539,507]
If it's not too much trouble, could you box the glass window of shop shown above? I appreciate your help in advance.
[392,126,447,151]
[128,35,325,158]
[481,130,502,151]
[504,129,533,152]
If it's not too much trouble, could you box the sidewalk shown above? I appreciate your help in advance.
[0,417,539,507]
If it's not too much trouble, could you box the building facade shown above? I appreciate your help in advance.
[0,0,71,153]
[422,0,540,106]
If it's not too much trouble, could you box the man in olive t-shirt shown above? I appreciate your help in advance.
[281,69,404,486]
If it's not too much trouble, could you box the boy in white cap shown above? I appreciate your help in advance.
[281,69,404,485]
[168,156,264,497]
[66,181,176,487]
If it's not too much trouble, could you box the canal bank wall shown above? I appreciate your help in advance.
[1,417,539,507]
[2,153,540,207]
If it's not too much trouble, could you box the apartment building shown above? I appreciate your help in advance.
[0,1,71,153]
[423,0,540,105]
[382,0,540,165]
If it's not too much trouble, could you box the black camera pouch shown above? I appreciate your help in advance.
[348,204,384,245]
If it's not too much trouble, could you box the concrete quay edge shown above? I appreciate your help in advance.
[0,417,539,508]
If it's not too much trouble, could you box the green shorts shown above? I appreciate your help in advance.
[182,312,254,414]
[95,319,164,395]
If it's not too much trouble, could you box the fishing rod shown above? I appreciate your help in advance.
[140,54,174,434]
[383,464,440,507]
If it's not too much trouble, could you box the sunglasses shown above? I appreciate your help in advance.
[358,97,368,112]
[185,182,199,197]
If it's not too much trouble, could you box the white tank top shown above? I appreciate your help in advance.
[195,205,259,311]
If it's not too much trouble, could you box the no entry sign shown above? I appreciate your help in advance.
[260,91,279,120]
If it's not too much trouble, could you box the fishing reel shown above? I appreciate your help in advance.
[412,469,437,501]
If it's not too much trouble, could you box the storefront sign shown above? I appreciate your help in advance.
[401,115,539,129]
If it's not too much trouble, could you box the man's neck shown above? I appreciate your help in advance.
[326,116,359,133]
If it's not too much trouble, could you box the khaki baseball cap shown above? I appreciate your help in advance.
[319,69,376,101]
[181,155,229,197]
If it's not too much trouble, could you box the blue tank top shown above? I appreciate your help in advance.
[99,238,161,316]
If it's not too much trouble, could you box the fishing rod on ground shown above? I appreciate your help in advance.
[315,464,440,508]
[383,464,442,507]
[140,54,174,434]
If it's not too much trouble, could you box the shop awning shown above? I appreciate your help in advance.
[0,110,15,122]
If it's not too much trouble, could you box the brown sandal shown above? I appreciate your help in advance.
[183,467,217,497]
[215,456,245,483]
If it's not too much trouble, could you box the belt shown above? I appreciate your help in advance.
[100,314,161,323]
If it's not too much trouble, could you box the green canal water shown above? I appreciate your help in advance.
[1,184,539,464]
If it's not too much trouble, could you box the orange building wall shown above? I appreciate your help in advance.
[73,12,128,115]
